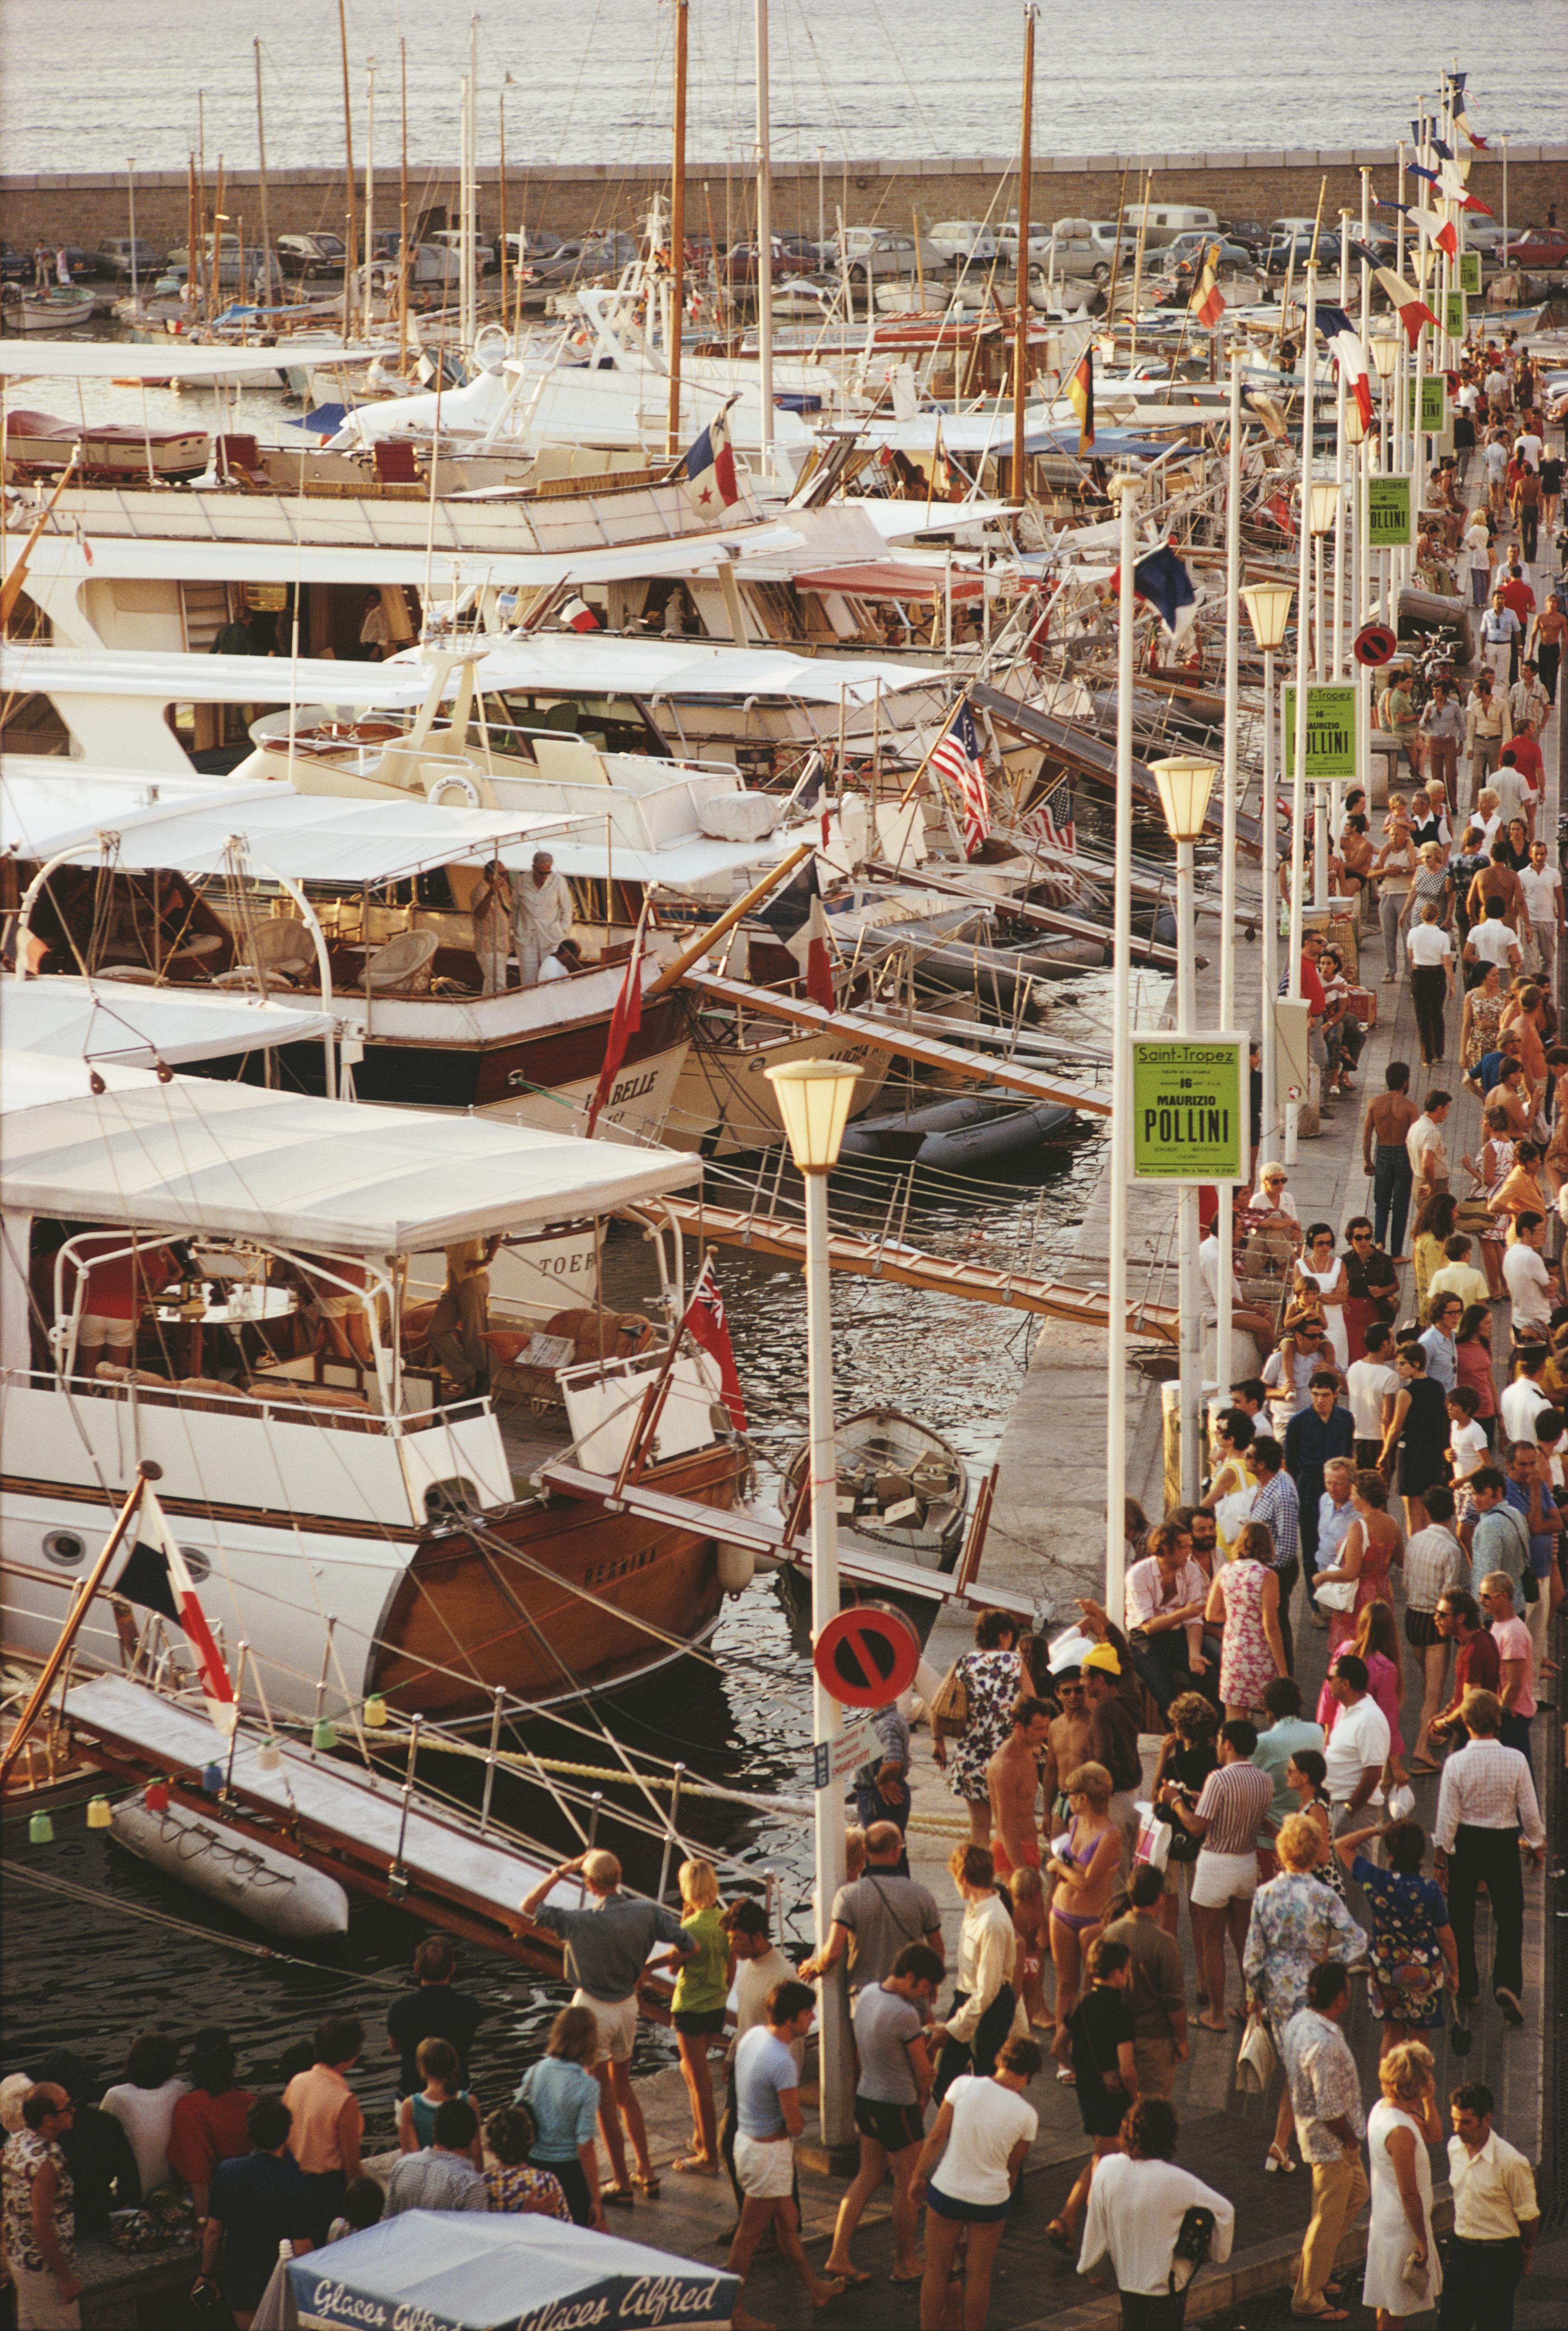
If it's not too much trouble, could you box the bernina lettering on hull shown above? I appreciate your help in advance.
[1130,1035,1246,1182]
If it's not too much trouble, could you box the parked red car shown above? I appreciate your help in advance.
[1503,228,1568,268]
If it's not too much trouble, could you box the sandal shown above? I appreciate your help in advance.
[603,2186,635,2208]
[632,2173,661,2198]
[1047,2218,1073,2253]
[1266,2142,1298,2174]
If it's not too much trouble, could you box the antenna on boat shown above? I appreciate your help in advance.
[1012,4,1037,495]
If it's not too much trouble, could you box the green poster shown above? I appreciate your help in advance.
[1406,375,1446,433]
[1363,474,1413,549]
[1282,682,1359,779]
[1444,289,1466,339]
[1459,250,1482,296]
[1131,1037,1245,1183]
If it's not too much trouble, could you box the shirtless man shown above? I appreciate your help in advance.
[1042,1670,1093,1834]
[1360,1064,1420,1262]
[986,1695,1053,1882]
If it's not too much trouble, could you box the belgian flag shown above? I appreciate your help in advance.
[1066,345,1094,456]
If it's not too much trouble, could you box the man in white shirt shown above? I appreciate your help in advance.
[1499,1347,1552,1446]
[718,1899,806,2206]
[1507,663,1550,741]
[1345,1324,1400,1468]
[1124,1519,1215,1717]
[1322,1655,1391,1821]
[1501,1213,1553,1341]
[1433,1687,1544,2025]
[1519,838,1563,983]
[1444,2081,1539,2331]
[1512,426,1544,471]
[1406,1092,1452,1203]
[510,851,576,985]
[1463,901,1522,982]
[1077,2096,1233,2313]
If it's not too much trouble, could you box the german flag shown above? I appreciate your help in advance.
[1066,345,1094,455]
[1189,240,1225,328]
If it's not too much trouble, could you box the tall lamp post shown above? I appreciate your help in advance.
[1150,757,1218,1501]
[1284,262,1317,1168]
[1242,581,1295,1161]
[763,1056,860,2156]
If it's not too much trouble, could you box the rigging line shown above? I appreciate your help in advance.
[0,1856,407,1988]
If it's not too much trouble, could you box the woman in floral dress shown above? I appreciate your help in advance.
[932,1608,1022,1843]
[1203,1522,1285,1717]
[1461,1104,1516,1297]
[1459,961,1507,1081]
[1313,1469,1401,1660]
[1244,1813,1368,2171]
[1333,1818,1458,2060]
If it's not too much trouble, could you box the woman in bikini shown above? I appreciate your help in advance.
[1044,1761,1122,2047]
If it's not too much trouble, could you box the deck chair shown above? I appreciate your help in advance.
[212,916,316,991]
[360,927,439,994]
[216,434,269,488]
[373,440,421,484]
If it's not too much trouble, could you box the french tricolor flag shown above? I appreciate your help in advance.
[1412,204,1459,260]
[1439,160,1492,215]
[1375,268,1440,348]
[1317,307,1374,432]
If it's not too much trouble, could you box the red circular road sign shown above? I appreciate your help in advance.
[813,1603,921,1707]
[1354,621,1399,668]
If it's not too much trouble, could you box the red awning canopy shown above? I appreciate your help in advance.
[793,562,984,603]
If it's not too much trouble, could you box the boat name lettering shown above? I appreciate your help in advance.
[609,1068,658,1106]
[515,2300,610,2331]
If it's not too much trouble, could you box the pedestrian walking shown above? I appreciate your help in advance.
[1333,1818,1458,2058]
[726,1981,845,2329]
[987,1693,1053,1879]
[1076,2097,1235,2331]
[1148,1693,1219,1955]
[932,1842,1029,2098]
[518,1847,695,2203]
[1441,2080,1540,2331]
[1042,1769,1124,2034]
[1475,1573,1537,1763]
[799,1818,943,1995]
[652,1858,728,2178]
[1363,2043,1444,2327]
[1320,1652,1392,1835]
[1406,904,1455,1068]
[913,2034,1041,2331]
[930,1608,1023,1844]
[1285,1373,1356,1591]
[1363,1068,1421,1249]
[1283,1962,1368,2323]
[1102,1865,1189,2101]
[1244,1814,1368,2174]
[1048,1936,1139,2250]
[1402,1487,1469,1769]
[2,2084,81,2331]
[1433,1688,1545,2027]
[1379,1345,1451,1535]
[514,2005,604,2228]
[1204,1524,1287,1719]
[1161,1720,1275,2030]
[822,1942,943,2289]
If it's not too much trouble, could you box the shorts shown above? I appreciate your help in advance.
[926,2184,1011,2223]
[78,1312,133,1348]
[1190,1849,1259,1908]
[733,2130,795,2199]
[672,2007,727,2037]
[1405,1607,1444,1650]
[991,1836,1040,1880]
[572,1989,637,2066]
[1162,1855,1197,1902]
[854,2095,925,2154]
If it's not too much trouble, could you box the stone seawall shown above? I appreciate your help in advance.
[3,148,1564,255]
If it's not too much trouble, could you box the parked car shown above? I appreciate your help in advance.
[527,233,639,286]
[499,228,564,270]
[428,227,500,274]
[1464,222,1506,259]
[98,236,163,278]
[1044,220,1137,282]
[1154,235,1260,283]
[1123,201,1221,249]
[1219,217,1269,254]
[1261,230,1344,273]
[1504,227,1568,268]
[838,229,944,287]
[0,241,30,281]
[277,232,347,277]
[926,220,1000,264]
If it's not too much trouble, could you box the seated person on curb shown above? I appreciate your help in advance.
[1124,1522,1219,1720]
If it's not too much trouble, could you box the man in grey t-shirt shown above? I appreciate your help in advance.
[825,1943,944,2287]
[799,1822,943,1994]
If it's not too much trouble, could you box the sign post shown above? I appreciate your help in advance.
[1443,288,1466,341]
[1459,250,1482,297]
[1406,374,1446,436]
[1362,476,1413,552]
[1281,682,1359,781]
[1131,1035,1247,1184]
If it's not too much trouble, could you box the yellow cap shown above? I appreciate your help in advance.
[1081,1641,1122,1677]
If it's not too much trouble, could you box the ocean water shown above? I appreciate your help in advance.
[0,0,1562,179]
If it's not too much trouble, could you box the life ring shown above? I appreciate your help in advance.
[425,770,482,808]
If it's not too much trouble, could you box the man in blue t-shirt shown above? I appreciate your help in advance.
[727,1981,844,2318]
[194,2096,313,2319]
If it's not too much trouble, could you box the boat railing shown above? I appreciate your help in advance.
[1,1363,492,1440]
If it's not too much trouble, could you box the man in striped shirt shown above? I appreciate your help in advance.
[1434,1688,1544,2027]
[1158,1720,1274,2034]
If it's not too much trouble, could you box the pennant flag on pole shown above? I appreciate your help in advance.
[1412,204,1459,258]
[1065,345,1094,455]
[1375,267,1440,347]
[1430,136,1454,161]
[1188,241,1226,328]
[1316,305,1375,431]
[681,1256,746,1431]
[1439,160,1491,214]
[786,893,838,1012]
[559,592,600,633]
[928,700,992,856]
[681,397,740,515]
[1452,86,1487,148]
[586,916,646,1133]
[1241,387,1289,440]
[1117,543,1199,642]
[107,1492,236,1735]
[1407,160,1440,186]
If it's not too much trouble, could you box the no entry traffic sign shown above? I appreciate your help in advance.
[813,1603,921,1708]
[1354,621,1400,668]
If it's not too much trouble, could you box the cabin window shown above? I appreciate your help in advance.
[424,1477,481,1522]
[178,1545,212,1584]
[42,1529,85,1568]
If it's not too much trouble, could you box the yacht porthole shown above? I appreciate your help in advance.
[42,1529,86,1567]
[178,1545,212,1585]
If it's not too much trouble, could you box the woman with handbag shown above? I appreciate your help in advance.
[1333,1819,1458,2063]
[1204,1523,1286,1720]
[931,1610,1022,1847]
[1362,2043,1444,2330]
[1199,1407,1256,1559]
[1242,1814,1368,2173]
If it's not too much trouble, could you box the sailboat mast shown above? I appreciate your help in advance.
[498,93,508,345]
[337,0,359,340]
[399,39,410,367]
[365,57,376,333]
[253,43,272,306]
[755,0,773,473]
[667,0,689,457]
[1012,3,1036,492]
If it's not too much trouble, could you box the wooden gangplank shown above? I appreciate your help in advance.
[680,972,1113,1116]
[863,859,1180,970]
[660,1194,1180,1340]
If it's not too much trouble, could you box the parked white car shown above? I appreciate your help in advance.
[1044,219,1138,280]
[926,220,1000,264]
[836,228,945,285]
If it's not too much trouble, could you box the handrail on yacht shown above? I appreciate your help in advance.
[2,1363,490,1438]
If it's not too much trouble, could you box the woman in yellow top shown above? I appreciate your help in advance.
[1199,1404,1256,1558]
[653,1858,730,2177]
[1410,1191,1460,1318]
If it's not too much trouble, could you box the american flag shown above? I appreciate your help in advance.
[1023,783,1076,856]
[928,701,991,857]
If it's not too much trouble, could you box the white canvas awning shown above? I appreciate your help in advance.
[0,1051,703,1251]
[0,643,436,711]
[1,765,277,860]
[438,633,948,706]
[0,339,392,381]
[5,978,335,1067]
